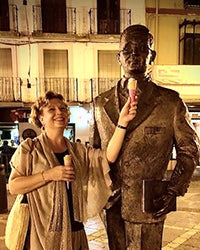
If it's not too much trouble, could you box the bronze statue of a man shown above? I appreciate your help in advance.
[89,24,199,250]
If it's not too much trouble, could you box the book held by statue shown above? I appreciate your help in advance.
[142,179,176,213]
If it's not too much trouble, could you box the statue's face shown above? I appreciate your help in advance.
[119,35,152,77]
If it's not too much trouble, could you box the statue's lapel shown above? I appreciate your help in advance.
[102,80,160,132]
[103,85,120,126]
[127,81,159,132]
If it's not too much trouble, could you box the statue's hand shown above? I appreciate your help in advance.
[153,191,176,218]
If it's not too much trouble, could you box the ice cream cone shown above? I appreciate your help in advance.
[64,154,72,189]
[128,78,137,103]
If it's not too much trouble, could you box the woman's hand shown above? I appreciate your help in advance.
[9,162,75,195]
[118,97,137,127]
[44,164,75,183]
[106,97,137,163]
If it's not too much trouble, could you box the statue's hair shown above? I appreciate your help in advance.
[120,24,154,47]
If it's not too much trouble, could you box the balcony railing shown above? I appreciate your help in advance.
[37,77,118,103]
[32,5,42,33]
[1,76,200,104]
[37,77,74,102]
[9,4,18,33]
[32,6,130,35]
[89,8,131,34]
[0,77,118,103]
[32,5,76,34]
[0,77,21,102]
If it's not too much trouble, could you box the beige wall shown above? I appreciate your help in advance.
[152,65,200,102]
[146,0,200,65]
[146,0,183,9]
[4,0,146,80]
[1,1,200,115]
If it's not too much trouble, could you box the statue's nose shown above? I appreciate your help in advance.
[131,47,139,55]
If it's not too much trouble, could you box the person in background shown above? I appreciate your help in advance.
[76,138,82,143]
[9,140,17,155]
[10,139,17,148]
[89,24,199,250]
[0,140,12,153]
[8,90,137,250]
[0,140,15,177]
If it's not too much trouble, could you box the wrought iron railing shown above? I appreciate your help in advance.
[32,5,42,33]
[32,5,76,34]
[0,77,118,103]
[37,77,118,103]
[1,76,200,104]
[0,77,21,102]
[88,8,131,34]
[9,4,18,32]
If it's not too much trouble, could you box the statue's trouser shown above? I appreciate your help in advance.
[106,198,164,250]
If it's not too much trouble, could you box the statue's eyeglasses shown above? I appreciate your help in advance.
[119,45,152,56]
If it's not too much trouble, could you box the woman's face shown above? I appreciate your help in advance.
[39,98,69,132]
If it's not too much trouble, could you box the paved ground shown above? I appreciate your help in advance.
[1,173,200,250]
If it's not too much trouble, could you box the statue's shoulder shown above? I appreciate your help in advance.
[94,85,116,102]
[151,80,180,99]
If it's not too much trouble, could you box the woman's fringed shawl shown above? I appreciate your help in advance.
[10,133,112,250]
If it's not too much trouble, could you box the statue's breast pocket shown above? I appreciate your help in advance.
[144,126,166,146]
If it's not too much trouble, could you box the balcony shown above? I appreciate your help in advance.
[32,5,76,34]
[88,8,131,34]
[0,77,118,104]
[0,77,21,103]
[39,77,118,103]
[0,4,18,34]
[32,6,130,36]
[9,4,18,33]
[1,66,200,105]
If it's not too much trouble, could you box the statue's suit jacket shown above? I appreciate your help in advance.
[89,78,199,223]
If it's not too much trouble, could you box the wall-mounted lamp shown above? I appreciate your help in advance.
[27,79,31,88]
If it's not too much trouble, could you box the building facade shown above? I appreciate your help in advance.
[0,0,200,144]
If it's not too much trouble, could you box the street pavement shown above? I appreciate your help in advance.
[1,171,200,250]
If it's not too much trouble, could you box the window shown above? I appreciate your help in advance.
[97,0,120,34]
[98,50,121,93]
[183,34,200,65]
[0,49,12,76]
[0,0,9,31]
[184,0,200,9]
[179,19,200,65]
[44,50,68,77]
[98,50,120,78]
[41,0,66,33]
[43,50,69,99]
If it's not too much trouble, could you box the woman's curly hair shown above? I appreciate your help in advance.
[29,91,70,129]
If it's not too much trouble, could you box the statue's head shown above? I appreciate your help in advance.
[117,24,156,77]
[120,25,154,49]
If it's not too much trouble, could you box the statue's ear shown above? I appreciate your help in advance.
[149,50,156,65]
[116,52,121,65]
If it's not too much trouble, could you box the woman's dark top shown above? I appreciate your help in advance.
[55,150,84,232]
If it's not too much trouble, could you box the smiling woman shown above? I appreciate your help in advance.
[29,91,70,131]
[8,90,137,250]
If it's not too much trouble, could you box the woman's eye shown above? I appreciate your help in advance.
[48,108,55,111]
[61,106,69,112]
